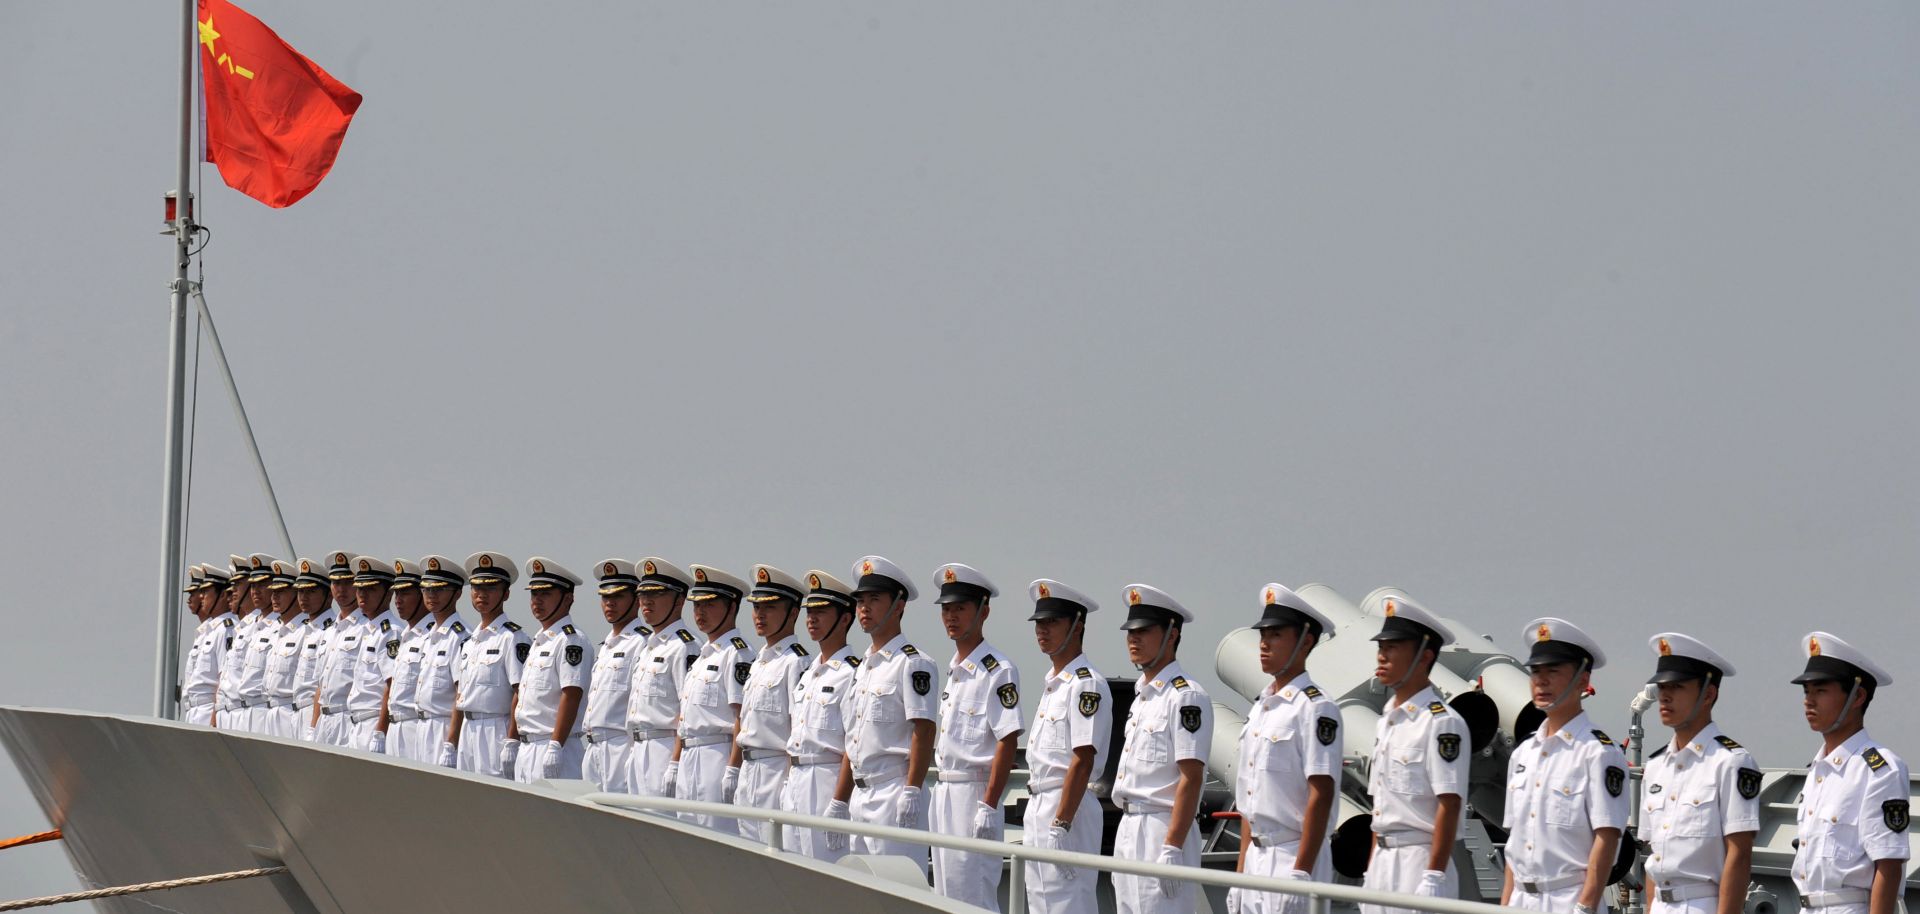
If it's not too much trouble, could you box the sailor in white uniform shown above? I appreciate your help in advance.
[261,560,310,738]
[343,556,402,753]
[289,558,339,741]
[1361,596,1469,914]
[670,564,752,832]
[450,551,531,777]
[1021,579,1111,914]
[1229,585,1342,914]
[177,564,209,720]
[624,558,701,798]
[416,555,469,765]
[308,550,364,746]
[783,570,862,861]
[1640,633,1759,914]
[1112,584,1211,914]
[731,564,811,844]
[1501,618,1629,914]
[229,554,281,733]
[830,555,938,877]
[1789,633,1909,914]
[581,559,649,790]
[512,558,593,782]
[215,554,269,731]
[182,566,234,726]
[929,563,1023,912]
[378,559,434,760]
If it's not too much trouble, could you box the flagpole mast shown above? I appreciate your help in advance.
[153,0,197,720]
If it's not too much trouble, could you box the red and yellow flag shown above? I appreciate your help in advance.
[198,0,362,208]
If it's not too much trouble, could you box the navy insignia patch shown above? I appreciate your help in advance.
[1605,765,1625,797]
[1171,676,1190,690]
[1179,705,1203,733]
[380,619,392,633]
[1648,784,1662,794]
[1884,799,1910,833]
[1316,716,1338,746]
[322,618,335,629]
[997,683,1019,708]
[1078,692,1101,718]
[385,639,400,659]
[790,643,808,657]
[911,670,932,695]
[516,643,530,663]
[503,621,522,632]
[451,621,465,634]
[844,655,861,668]
[1436,732,1461,762]
[223,618,235,627]
[225,637,233,650]
[731,636,748,651]
[686,655,696,670]
[1737,768,1761,800]
[562,624,576,636]
[1714,734,1743,750]
[902,644,920,656]
[1075,667,1093,680]
[1864,748,1888,771]
[1303,686,1323,699]
[983,655,1000,672]
[565,645,583,667]
[1592,729,1615,746]
[676,629,695,643]
[1428,702,1447,716]
[735,662,752,685]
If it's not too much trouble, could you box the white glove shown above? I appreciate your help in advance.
[436,742,457,768]
[722,766,740,803]
[1413,869,1446,898]
[368,730,387,754]
[1226,888,1244,914]
[539,740,562,778]
[1276,871,1313,914]
[499,738,520,774]
[300,724,316,742]
[1156,844,1183,897]
[1048,824,1074,880]
[970,802,998,840]
[895,785,923,829]
[663,761,680,796]
[825,799,850,853]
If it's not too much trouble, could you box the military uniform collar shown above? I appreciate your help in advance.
[1049,654,1093,683]
[208,611,238,626]
[702,627,744,652]
[875,632,913,658]
[762,633,800,659]
[1391,685,1443,719]
[478,614,510,632]
[622,619,652,638]
[952,640,1000,674]
[286,612,311,629]
[1139,660,1188,692]
[1534,710,1593,747]
[367,608,401,631]
[538,614,577,637]
[1265,671,1318,703]
[1668,721,1722,760]
[1815,728,1876,769]
[654,618,693,644]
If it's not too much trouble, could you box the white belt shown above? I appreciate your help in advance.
[1800,891,1870,908]
[389,710,425,722]
[1374,831,1433,849]
[741,747,785,762]
[319,705,345,716]
[629,727,675,741]
[852,757,909,788]
[681,734,731,749]
[462,711,508,721]
[937,768,988,782]
[791,753,842,767]
[1515,873,1586,894]
[584,729,629,745]
[1248,830,1303,849]
[1653,882,1719,903]
[348,709,381,724]
[1118,799,1173,815]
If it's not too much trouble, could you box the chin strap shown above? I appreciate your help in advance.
[1274,626,1317,682]
[1821,677,1863,735]
[1385,635,1431,694]
[1537,658,1593,716]
[1676,677,1713,731]
[1134,624,1178,673]
[1044,613,1085,661]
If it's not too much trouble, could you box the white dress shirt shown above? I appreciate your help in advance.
[845,633,940,777]
[1114,660,1212,811]
[1237,672,1342,845]
[1026,656,1112,794]
[1642,722,1762,890]
[1792,729,1912,895]
[1502,710,1631,883]
[936,641,1024,772]
[1367,685,1469,836]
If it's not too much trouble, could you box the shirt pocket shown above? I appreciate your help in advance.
[1546,779,1587,827]
[1821,822,1858,860]
[954,701,990,741]
[751,679,787,712]
[591,656,628,693]
[1133,710,1171,764]
[1387,745,1429,794]
[1260,722,1301,773]
[1674,786,1718,837]
[690,669,726,707]
[866,680,901,723]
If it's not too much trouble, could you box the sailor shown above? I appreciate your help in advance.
[450,551,531,777]
[308,550,364,746]
[1789,633,1909,914]
[783,570,863,861]
[261,559,311,738]
[928,563,1023,911]
[177,564,208,719]
[290,558,339,741]
[1111,584,1211,914]
[378,558,434,760]
[581,559,650,790]
[1229,584,1342,914]
[1500,618,1629,913]
[512,558,593,783]
[624,558,702,797]
[227,553,280,733]
[181,565,234,726]
[214,553,266,730]
[344,556,402,753]
[415,555,470,766]
[670,564,752,831]
[730,564,810,844]
[1020,579,1112,914]
[829,555,938,876]
[1361,596,1469,914]
[1640,633,1759,914]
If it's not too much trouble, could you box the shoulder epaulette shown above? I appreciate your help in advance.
[634,625,652,636]
[843,654,861,668]
[1304,686,1323,699]
[379,619,392,632]
[1863,747,1888,771]
[901,644,919,656]
[562,624,576,636]
[1171,676,1190,690]
[1592,729,1615,746]
[730,636,748,651]
[1075,667,1093,680]
[322,618,335,629]
[677,629,694,643]
[223,618,235,627]
[1428,701,1447,715]
[982,654,999,672]
[790,643,809,657]
[1713,734,1742,751]
[503,620,522,632]
[451,621,465,634]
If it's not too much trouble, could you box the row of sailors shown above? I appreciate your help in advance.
[178,554,1912,914]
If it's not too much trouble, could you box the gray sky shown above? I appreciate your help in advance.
[2,0,1916,897]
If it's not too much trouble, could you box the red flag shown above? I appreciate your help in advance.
[198,0,362,208]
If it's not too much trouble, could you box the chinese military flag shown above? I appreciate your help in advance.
[198,0,362,208]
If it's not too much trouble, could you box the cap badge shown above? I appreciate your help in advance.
[1128,588,1141,606]
[1536,624,1552,643]
[808,573,821,588]
[251,556,265,568]
[333,552,346,565]
[861,559,875,576]
[427,557,441,571]
[394,560,408,573]
[1809,636,1822,657]
[531,560,545,574]
[1383,599,1397,617]
[643,560,657,574]
[1264,587,1275,604]
[943,567,958,584]
[300,560,312,573]
[1657,637,1672,656]
[694,568,708,583]
[604,562,617,575]
[756,567,769,583]
[1036,582,1051,599]
[358,559,371,571]
[478,555,494,568]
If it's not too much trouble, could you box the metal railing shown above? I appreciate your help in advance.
[582,793,1519,914]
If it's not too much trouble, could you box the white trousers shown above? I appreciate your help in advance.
[583,733,634,792]
[419,717,451,761]
[628,735,677,797]
[1510,884,1608,913]
[268,707,303,739]
[733,754,787,845]
[931,779,1003,912]
[216,706,256,731]
[1649,895,1721,914]
[1021,787,1102,914]
[850,775,929,878]
[456,716,513,778]
[782,761,848,862]
[184,703,214,727]
[1359,843,1457,914]
[314,712,352,747]
[513,737,586,783]
[675,741,736,832]
[348,717,380,752]
[1230,838,1332,914]
[1114,811,1200,914]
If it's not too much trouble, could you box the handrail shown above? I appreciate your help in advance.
[581,792,1520,914]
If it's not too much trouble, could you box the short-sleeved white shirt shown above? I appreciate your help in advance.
[678,628,750,740]
[1503,710,1631,882]
[515,616,594,740]
[1368,685,1469,836]
[1026,656,1112,794]
[345,610,402,716]
[263,614,310,704]
[1114,660,1212,810]
[787,649,864,761]
[183,613,236,706]
[454,616,530,715]
[415,616,469,719]
[315,615,364,711]
[626,618,701,733]
[230,614,276,704]
[1793,729,1913,894]
[937,641,1025,772]
[1642,722,1762,888]
[292,610,342,703]
[1237,672,1343,844]
[583,619,651,733]
[738,635,811,752]
[385,616,436,718]
[845,633,940,775]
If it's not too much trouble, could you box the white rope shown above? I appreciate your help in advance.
[0,866,286,911]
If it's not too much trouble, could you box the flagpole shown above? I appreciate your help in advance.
[153,0,197,720]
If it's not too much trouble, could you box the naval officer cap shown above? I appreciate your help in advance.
[390,558,422,590]
[1253,583,1335,638]
[183,564,207,593]
[1368,596,1455,647]
[1522,617,1607,670]
[294,558,330,589]
[749,565,806,604]
[595,558,641,595]
[464,551,518,587]
[524,557,581,591]
[1648,633,1735,684]
[246,553,278,581]
[1027,579,1098,621]
[267,559,299,590]
[1119,584,1194,630]
[688,564,746,603]
[324,551,357,581]
[933,563,998,605]
[851,555,917,601]
[636,558,693,594]
[418,555,466,589]
[1790,632,1892,690]
[228,554,252,581]
[802,570,855,610]
[202,563,231,589]
[351,555,396,587]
